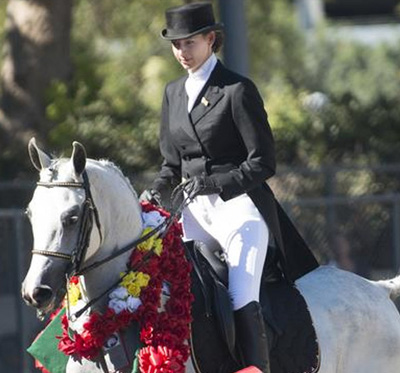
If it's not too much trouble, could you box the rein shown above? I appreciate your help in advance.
[70,190,190,320]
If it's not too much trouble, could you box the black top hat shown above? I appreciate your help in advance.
[161,2,223,40]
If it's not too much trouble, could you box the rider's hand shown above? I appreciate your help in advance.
[183,175,222,200]
[139,188,162,206]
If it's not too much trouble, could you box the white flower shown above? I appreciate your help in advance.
[108,298,127,314]
[142,211,166,228]
[126,296,142,312]
[109,286,128,300]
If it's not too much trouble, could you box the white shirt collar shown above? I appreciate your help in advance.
[188,53,217,82]
[185,54,217,112]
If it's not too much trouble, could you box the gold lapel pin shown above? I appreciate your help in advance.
[201,97,209,107]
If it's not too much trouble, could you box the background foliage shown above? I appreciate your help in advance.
[1,0,400,179]
[45,0,183,175]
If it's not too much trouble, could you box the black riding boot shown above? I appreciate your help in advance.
[234,301,271,373]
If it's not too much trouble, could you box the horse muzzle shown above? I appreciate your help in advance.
[22,284,53,309]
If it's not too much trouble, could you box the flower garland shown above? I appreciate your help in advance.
[57,202,193,372]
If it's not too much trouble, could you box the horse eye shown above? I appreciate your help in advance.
[61,205,80,227]
[63,215,79,227]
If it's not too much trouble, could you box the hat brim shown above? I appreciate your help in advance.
[160,23,224,41]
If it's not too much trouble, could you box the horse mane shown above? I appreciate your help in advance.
[88,158,139,199]
[43,156,138,200]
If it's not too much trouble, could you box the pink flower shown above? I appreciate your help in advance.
[138,345,185,373]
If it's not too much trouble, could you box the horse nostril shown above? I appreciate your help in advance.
[23,292,33,305]
[32,286,53,306]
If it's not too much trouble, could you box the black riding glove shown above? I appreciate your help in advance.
[139,188,163,206]
[183,175,222,200]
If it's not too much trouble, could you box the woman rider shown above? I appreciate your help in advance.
[141,2,319,371]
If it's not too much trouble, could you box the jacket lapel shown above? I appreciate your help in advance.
[175,78,199,141]
[190,86,224,125]
[190,62,225,125]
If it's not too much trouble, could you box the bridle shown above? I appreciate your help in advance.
[31,171,190,320]
[32,172,103,277]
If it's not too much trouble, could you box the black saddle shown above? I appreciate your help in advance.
[185,241,320,373]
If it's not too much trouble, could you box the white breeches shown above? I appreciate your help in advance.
[181,193,269,311]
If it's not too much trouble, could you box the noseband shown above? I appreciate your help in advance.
[32,172,103,276]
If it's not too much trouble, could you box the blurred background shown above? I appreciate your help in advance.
[1,0,400,371]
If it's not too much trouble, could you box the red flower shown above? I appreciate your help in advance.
[166,299,188,319]
[177,344,191,361]
[170,286,194,303]
[140,307,159,327]
[57,315,76,354]
[116,309,135,329]
[157,312,176,328]
[74,333,99,359]
[57,315,99,359]
[141,286,162,305]
[143,256,162,276]
[171,323,190,341]
[140,201,170,218]
[130,250,146,268]
[83,312,116,345]
[153,331,180,349]
[69,276,79,285]
[58,337,76,356]
[140,325,154,345]
[139,345,185,373]
[159,258,175,274]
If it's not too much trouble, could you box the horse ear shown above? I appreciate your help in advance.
[28,137,52,171]
[71,141,87,176]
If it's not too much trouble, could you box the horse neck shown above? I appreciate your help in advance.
[79,161,143,310]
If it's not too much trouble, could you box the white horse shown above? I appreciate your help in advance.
[22,139,400,373]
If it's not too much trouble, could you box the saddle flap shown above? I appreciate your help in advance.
[186,239,320,373]
[260,281,320,373]
[185,241,237,360]
[195,241,228,286]
[210,271,236,356]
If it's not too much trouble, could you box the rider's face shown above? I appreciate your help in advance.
[171,32,215,73]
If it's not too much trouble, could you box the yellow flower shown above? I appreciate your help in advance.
[137,227,163,256]
[67,283,81,306]
[120,271,151,297]
[127,283,141,297]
